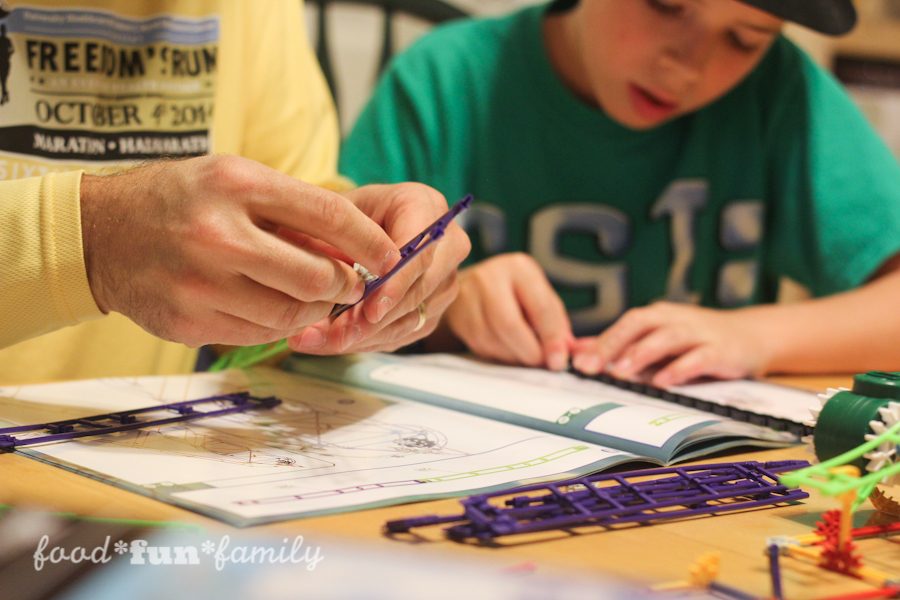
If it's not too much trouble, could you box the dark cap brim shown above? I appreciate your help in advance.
[738,0,857,35]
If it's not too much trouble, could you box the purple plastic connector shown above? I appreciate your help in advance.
[331,194,473,318]
[767,543,784,600]
[385,460,810,543]
[0,392,281,451]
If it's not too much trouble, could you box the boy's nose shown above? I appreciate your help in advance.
[656,34,712,94]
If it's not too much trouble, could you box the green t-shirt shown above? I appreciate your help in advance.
[340,3,900,336]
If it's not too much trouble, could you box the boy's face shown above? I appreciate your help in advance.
[566,0,783,129]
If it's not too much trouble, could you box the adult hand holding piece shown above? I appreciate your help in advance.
[80,155,402,348]
[288,184,471,354]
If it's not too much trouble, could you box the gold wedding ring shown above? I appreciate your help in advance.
[412,302,427,332]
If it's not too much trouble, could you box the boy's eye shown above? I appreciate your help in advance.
[727,30,761,53]
[646,0,685,16]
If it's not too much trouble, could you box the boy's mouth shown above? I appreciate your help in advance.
[628,84,678,122]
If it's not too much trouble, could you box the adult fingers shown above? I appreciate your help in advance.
[344,184,447,323]
[233,228,366,305]
[246,168,401,277]
[361,219,468,326]
[176,310,285,348]
[211,274,336,333]
[347,295,448,354]
[293,270,459,355]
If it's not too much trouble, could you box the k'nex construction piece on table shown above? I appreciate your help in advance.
[771,371,900,594]
[210,194,474,371]
[385,460,810,543]
[0,393,281,451]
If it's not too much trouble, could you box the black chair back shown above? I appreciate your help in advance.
[310,0,468,118]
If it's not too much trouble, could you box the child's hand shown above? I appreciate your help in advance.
[571,302,772,387]
[442,253,574,370]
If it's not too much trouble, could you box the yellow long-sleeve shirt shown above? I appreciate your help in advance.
[0,1,343,383]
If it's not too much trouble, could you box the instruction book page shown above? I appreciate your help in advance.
[0,368,635,526]
[286,354,812,462]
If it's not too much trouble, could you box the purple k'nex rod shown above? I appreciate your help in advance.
[330,194,473,318]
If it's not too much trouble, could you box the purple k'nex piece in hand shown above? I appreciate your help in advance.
[330,194,473,319]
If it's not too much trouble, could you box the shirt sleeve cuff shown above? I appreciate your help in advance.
[42,169,104,323]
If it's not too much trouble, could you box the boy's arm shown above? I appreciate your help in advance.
[569,253,900,386]
[742,252,900,374]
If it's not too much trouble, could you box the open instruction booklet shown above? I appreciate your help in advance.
[0,354,819,526]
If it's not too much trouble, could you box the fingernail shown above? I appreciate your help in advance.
[350,280,365,304]
[572,354,587,373]
[613,357,632,378]
[297,327,326,350]
[375,297,393,323]
[573,354,600,375]
[341,325,362,351]
[380,249,401,276]
[547,352,567,372]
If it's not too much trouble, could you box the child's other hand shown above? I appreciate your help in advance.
[442,253,574,370]
[571,302,771,387]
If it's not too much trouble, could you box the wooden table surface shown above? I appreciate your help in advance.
[2,374,898,598]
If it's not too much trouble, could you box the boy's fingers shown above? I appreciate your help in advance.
[515,272,572,371]
[483,281,543,367]
[592,307,664,371]
[652,346,716,387]
[611,326,697,380]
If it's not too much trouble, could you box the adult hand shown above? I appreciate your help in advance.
[80,155,401,347]
[287,183,471,354]
[436,253,573,370]
[570,302,772,386]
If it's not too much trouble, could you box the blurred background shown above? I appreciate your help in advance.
[303,0,900,159]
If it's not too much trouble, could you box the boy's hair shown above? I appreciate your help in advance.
[547,0,577,13]
[544,0,857,36]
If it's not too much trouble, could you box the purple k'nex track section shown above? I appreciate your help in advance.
[0,393,281,451]
[386,461,810,542]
